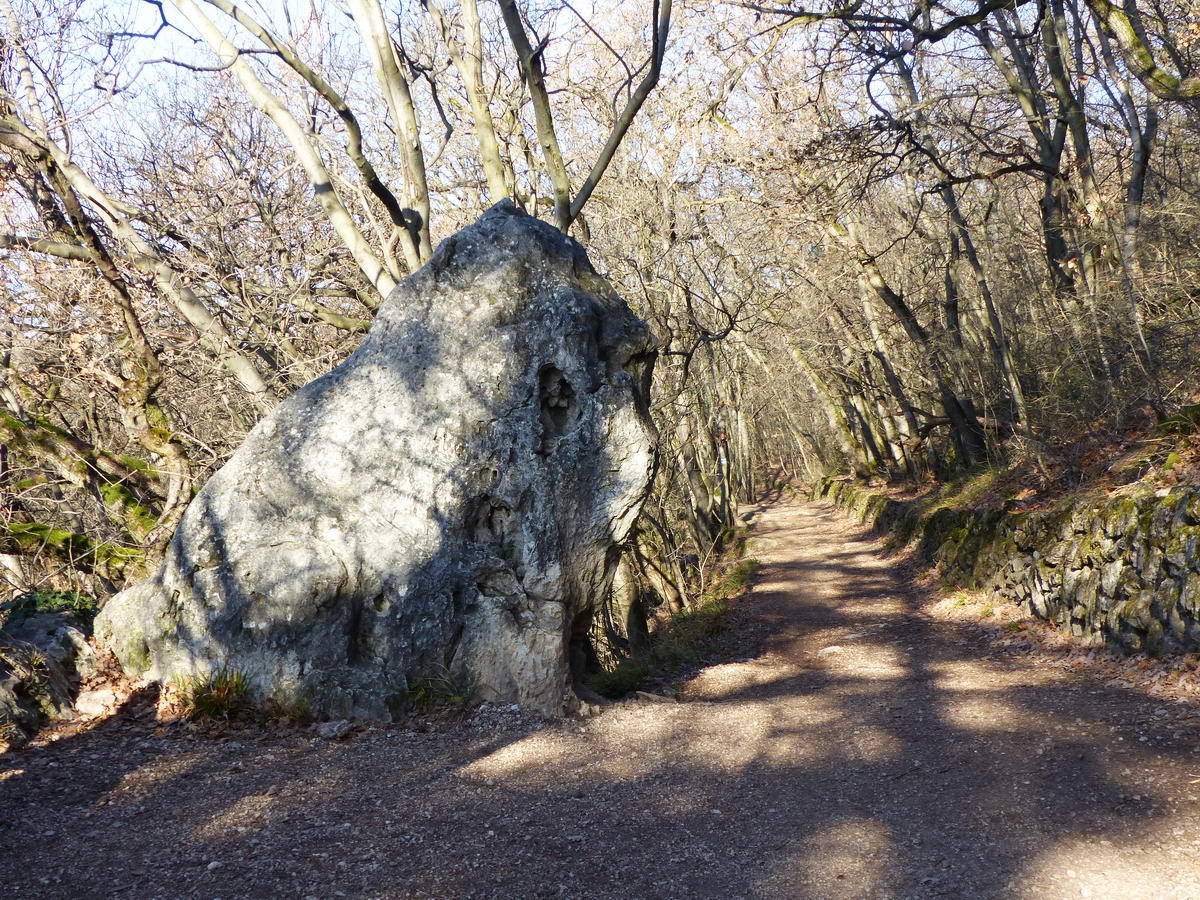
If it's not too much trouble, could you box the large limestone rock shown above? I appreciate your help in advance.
[95,202,657,719]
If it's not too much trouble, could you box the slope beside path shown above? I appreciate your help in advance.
[2,497,1199,898]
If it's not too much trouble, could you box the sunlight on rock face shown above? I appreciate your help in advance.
[95,203,657,720]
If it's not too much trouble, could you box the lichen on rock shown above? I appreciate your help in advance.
[95,202,658,719]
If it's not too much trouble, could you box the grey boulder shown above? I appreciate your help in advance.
[95,201,657,719]
[0,611,96,745]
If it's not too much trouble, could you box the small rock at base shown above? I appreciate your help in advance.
[315,720,352,740]
[75,689,118,718]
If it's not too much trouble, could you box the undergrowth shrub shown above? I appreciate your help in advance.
[588,558,760,699]
[1,590,98,622]
[0,716,19,748]
[406,668,475,712]
[588,658,652,697]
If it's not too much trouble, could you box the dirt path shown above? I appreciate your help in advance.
[3,497,1200,899]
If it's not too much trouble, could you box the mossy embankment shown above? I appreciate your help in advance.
[813,476,1200,655]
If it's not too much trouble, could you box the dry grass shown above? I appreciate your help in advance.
[174,669,254,721]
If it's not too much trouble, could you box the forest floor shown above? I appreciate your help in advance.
[3,496,1200,899]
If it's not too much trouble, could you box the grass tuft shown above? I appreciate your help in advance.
[176,669,254,721]
[407,668,474,713]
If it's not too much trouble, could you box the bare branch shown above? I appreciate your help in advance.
[168,0,398,297]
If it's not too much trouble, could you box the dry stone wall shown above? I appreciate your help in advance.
[814,478,1200,654]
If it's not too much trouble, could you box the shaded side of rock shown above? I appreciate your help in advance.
[0,611,96,746]
[95,201,657,720]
